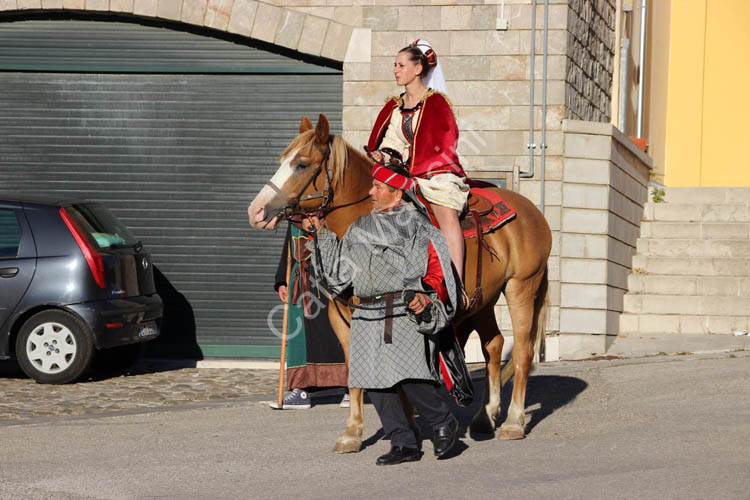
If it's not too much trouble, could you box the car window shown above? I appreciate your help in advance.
[65,204,138,251]
[0,209,22,258]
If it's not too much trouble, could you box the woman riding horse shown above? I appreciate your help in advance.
[368,40,469,283]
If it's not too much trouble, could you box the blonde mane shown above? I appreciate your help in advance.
[278,131,355,189]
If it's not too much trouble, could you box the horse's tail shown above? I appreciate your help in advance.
[500,267,549,386]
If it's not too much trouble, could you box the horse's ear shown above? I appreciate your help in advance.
[300,116,313,133]
[315,114,330,144]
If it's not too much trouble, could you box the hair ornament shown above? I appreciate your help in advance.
[410,39,438,67]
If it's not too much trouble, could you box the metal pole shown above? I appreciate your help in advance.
[619,37,630,132]
[521,0,537,183]
[636,0,648,138]
[540,0,549,214]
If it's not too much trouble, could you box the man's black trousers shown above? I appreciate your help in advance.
[368,380,454,448]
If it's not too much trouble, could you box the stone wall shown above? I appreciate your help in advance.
[565,0,616,122]
[554,119,651,359]
[0,0,638,361]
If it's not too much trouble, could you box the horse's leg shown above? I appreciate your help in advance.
[328,301,364,453]
[498,271,545,440]
[466,305,504,436]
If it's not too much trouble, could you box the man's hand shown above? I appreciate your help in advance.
[278,285,288,303]
[408,292,430,315]
[303,215,324,232]
[368,150,384,163]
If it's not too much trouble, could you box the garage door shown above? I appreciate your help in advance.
[0,18,343,358]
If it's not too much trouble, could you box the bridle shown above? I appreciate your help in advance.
[263,136,369,222]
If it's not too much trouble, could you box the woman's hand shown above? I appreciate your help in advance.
[278,285,288,303]
[408,292,430,315]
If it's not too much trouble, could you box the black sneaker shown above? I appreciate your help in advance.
[268,388,311,409]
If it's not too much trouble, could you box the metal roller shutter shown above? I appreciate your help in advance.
[0,19,343,358]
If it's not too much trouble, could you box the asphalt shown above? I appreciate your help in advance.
[0,343,748,500]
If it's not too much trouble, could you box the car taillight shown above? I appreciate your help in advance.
[59,207,106,288]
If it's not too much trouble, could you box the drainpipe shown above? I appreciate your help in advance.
[636,0,647,138]
[520,0,548,216]
[522,0,537,184]
[539,0,549,215]
[618,37,630,132]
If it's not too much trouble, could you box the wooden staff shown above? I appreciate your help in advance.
[277,237,293,409]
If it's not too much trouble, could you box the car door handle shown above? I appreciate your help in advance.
[0,267,19,278]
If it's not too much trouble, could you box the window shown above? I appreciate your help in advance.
[0,209,22,258]
[65,203,138,251]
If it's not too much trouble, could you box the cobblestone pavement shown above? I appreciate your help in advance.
[0,359,282,423]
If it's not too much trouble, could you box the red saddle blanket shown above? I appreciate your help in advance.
[459,185,516,239]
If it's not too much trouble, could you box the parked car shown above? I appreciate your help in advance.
[0,195,163,384]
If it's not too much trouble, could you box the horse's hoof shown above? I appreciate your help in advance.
[497,424,525,440]
[333,439,362,454]
[469,416,495,437]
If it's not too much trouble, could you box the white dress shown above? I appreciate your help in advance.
[379,102,469,211]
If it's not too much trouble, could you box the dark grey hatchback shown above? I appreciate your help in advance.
[0,195,163,384]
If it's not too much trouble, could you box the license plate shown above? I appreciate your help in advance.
[137,321,159,338]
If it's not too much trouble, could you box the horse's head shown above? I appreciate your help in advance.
[248,114,337,230]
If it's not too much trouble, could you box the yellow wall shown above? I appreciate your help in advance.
[665,0,750,186]
[644,0,670,184]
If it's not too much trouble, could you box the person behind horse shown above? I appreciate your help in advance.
[305,162,460,465]
[367,39,469,284]
[270,221,349,410]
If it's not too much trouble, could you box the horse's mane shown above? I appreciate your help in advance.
[278,130,367,189]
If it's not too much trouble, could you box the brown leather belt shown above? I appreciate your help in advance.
[351,292,400,344]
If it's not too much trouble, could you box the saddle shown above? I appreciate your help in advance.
[420,180,517,313]
[459,183,517,239]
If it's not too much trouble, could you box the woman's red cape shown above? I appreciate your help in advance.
[367,92,466,179]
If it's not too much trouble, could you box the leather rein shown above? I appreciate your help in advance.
[263,137,369,222]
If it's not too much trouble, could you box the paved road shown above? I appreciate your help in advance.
[1,352,748,499]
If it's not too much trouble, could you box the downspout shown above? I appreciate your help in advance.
[636,0,647,138]
[618,37,630,132]
[540,0,549,214]
[522,0,537,182]
[520,0,548,217]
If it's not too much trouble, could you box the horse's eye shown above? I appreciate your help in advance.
[295,162,308,170]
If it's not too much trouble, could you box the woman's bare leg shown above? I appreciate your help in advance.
[431,204,464,282]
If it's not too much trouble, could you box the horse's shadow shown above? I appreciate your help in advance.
[461,369,588,440]
[361,369,587,452]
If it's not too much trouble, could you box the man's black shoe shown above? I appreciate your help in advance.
[375,446,421,466]
[433,416,459,458]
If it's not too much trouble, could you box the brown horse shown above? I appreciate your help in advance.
[248,114,551,452]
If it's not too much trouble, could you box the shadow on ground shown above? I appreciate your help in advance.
[458,368,588,438]
[315,367,588,450]
[0,356,201,383]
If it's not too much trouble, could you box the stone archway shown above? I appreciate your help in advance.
[0,0,355,62]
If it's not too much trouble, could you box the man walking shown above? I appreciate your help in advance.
[306,162,460,465]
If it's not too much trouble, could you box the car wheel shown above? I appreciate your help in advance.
[91,343,143,374]
[15,310,94,384]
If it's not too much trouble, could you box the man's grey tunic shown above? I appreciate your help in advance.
[309,203,458,389]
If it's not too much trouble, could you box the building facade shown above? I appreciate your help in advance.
[0,0,657,360]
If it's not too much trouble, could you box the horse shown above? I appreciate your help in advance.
[248,114,552,452]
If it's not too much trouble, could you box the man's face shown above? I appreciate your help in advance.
[369,179,402,211]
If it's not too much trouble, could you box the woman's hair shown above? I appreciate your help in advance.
[398,44,437,77]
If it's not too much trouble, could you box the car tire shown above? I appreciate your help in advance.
[91,343,143,374]
[15,310,94,384]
